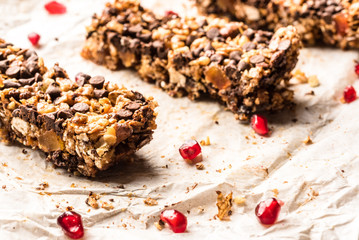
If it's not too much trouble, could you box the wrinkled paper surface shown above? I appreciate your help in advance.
[1,0,359,239]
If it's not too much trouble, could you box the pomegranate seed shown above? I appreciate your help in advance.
[165,10,179,17]
[57,211,84,239]
[44,1,67,14]
[160,209,187,233]
[355,63,359,76]
[251,114,269,136]
[343,85,357,103]
[28,32,40,46]
[255,198,282,225]
[179,140,202,163]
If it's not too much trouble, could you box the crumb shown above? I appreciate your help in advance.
[272,189,279,198]
[196,163,205,170]
[144,197,158,206]
[293,69,308,83]
[305,90,315,95]
[308,75,320,87]
[36,182,49,191]
[66,206,73,211]
[86,192,100,209]
[54,37,59,41]
[109,198,114,202]
[116,184,125,189]
[22,149,28,154]
[215,120,219,124]
[303,136,313,145]
[200,136,211,146]
[233,196,246,205]
[216,191,233,221]
[70,183,77,188]
[2,185,6,189]
[15,177,23,180]
[101,202,114,210]
[197,206,205,214]
[154,220,165,231]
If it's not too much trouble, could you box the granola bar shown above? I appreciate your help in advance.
[195,0,359,49]
[81,0,301,121]
[0,40,157,177]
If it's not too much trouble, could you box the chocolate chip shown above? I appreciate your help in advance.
[138,32,152,42]
[206,28,220,40]
[5,90,20,100]
[250,55,265,64]
[128,24,143,36]
[5,66,20,78]
[242,42,256,52]
[25,61,39,74]
[243,29,255,39]
[53,65,67,78]
[54,119,65,135]
[75,72,91,87]
[210,54,223,64]
[93,89,109,98]
[0,43,13,48]
[89,76,105,89]
[229,51,242,61]
[278,40,291,51]
[186,35,197,46]
[0,60,8,72]
[132,91,145,101]
[237,61,250,71]
[126,102,141,110]
[3,80,21,89]
[116,109,133,119]
[72,103,90,113]
[204,42,214,51]
[270,51,284,67]
[116,123,133,142]
[225,64,236,77]
[192,47,203,58]
[322,12,332,23]
[34,72,43,82]
[18,77,35,86]
[43,113,56,131]
[57,109,73,119]
[24,49,37,59]
[152,40,167,59]
[19,66,32,79]
[46,82,61,100]
[19,92,32,99]
[28,109,38,124]
[12,109,20,118]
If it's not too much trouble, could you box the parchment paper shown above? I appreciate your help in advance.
[1,0,359,239]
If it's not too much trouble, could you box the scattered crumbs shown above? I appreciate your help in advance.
[54,37,59,41]
[2,185,6,189]
[66,206,73,211]
[185,183,199,193]
[300,188,319,206]
[15,177,23,180]
[127,193,134,198]
[2,162,7,167]
[117,184,125,189]
[216,169,222,173]
[200,136,211,146]
[228,164,232,169]
[234,196,246,205]
[144,197,158,206]
[214,120,219,124]
[246,155,253,160]
[216,191,233,221]
[272,189,279,198]
[283,181,288,184]
[161,155,165,158]
[22,149,28,154]
[341,169,345,173]
[287,152,292,157]
[196,163,205,170]
[308,75,320,87]
[55,204,59,208]
[101,202,114,211]
[154,220,165,231]
[70,183,77,188]
[303,136,313,145]
[86,192,100,209]
[197,206,205,214]
[36,182,49,191]
[305,90,315,96]
[293,69,308,83]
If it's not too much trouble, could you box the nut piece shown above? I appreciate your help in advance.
[293,69,308,83]
[195,162,205,170]
[86,192,100,209]
[154,220,165,231]
[216,191,233,220]
[308,75,320,87]
[144,197,158,206]
[303,135,313,145]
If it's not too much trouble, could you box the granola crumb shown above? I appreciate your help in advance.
[154,220,165,231]
[86,192,100,209]
[200,136,211,146]
[36,182,49,191]
[308,75,320,87]
[101,202,114,210]
[196,163,205,170]
[70,183,77,188]
[233,196,246,205]
[144,197,158,206]
[272,188,279,197]
[216,191,233,221]
[2,185,6,189]
[293,69,308,83]
[66,206,73,211]
[303,136,313,145]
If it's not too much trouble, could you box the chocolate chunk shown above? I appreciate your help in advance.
[57,109,73,119]
[278,40,291,51]
[53,65,67,78]
[34,72,43,82]
[206,28,220,40]
[93,89,109,98]
[126,101,141,110]
[132,90,145,101]
[46,82,62,100]
[229,51,242,61]
[19,92,32,99]
[128,24,143,36]
[152,40,167,59]
[5,66,20,78]
[28,109,38,124]
[75,72,91,87]
[210,54,223,64]
[250,55,265,64]
[270,51,284,67]
[322,12,332,24]
[186,35,197,46]
[3,80,21,89]
[25,61,39,74]
[116,123,133,142]
[72,103,90,113]
[5,90,20,100]
[54,119,65,135]
[0,60,8,72]
[242,42,256,52]
[204,42,214,51]
[24,49,37,59]
[19,66,32,79]
[43,113,56,130]
[237,61,250,71]
[192,47,203,58]
[224,64,236,77]
[138,32,152,42]
[243,29,255,39]
[89,76,105,89]
[12,109,20,118]
[116,109,133,119]
[18,77,35,86]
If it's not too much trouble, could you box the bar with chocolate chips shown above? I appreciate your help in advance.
[82,0,301,121]
[0,39,157,177]
[195,0,359,49]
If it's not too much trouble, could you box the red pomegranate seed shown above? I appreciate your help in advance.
[179,140,202,163]
[255,198,282,225]
[343,85,357,103]
[28,32,40,46]
[165,10,179,17]
[355,63,359,76]
[251,114,269,136]
[57,211,84,239]
[44,1,67,14]
[160,209,187,233]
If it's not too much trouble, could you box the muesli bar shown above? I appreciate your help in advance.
[195,0,359,49]
[81,0,301,121]
[0,40,157,177]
